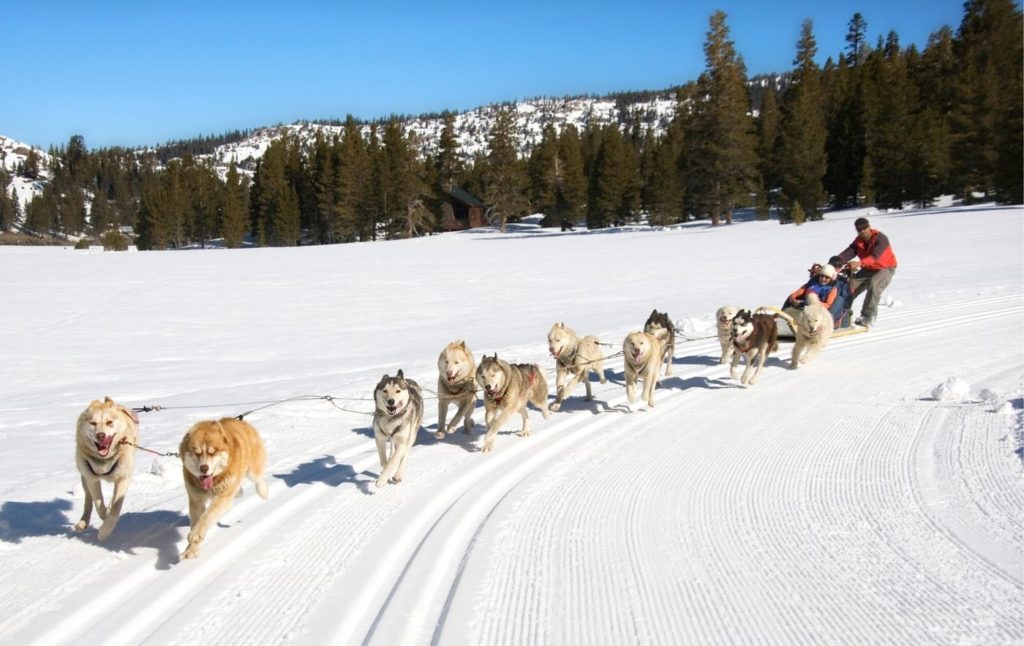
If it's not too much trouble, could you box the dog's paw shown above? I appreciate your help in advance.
[374,476,388,489]
[180,546,200,560]
[390,475,402,484]
[73,520,88,532]
[481,441,494,453]
[549,401,562,412]
[97,522,116,541]
[434,429,446,440]
[518,430,531,438]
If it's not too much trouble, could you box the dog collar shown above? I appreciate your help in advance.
[85,456,120,477]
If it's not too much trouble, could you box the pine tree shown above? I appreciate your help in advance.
[646,116,684,225]
[527,123,560,225]
[951,0,1023,202]
[90,194,112,233]
[588,124,638,228]
[555,124,586,229]
[337,116,371,242]
[864,34,917,209]
[681,11,758,225]
[221,162,248,247]
[435,111,463,189]
[483,105,527,232]
[778,19,828,222]
[845,12,870,66]
[755,85,781,218]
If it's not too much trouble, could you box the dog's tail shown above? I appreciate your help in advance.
[806,292,821,306]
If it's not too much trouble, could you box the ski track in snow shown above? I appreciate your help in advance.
[1,294,1022,645]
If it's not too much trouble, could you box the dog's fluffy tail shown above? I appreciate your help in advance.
[806,292,821,306]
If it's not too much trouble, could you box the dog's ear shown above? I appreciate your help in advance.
[103,396,114,404]
[458,340,467,349]
[397,369,404,380]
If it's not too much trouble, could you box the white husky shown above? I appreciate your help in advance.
[791,293,834,369]
[547,322,607,411]
[715,305,740,364]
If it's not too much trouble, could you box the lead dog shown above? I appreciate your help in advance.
[729,309,779,385]
[436,340,477,439]
[73,397,139,540]
[476,355,549,452]
[623,331,662,407]
[179,418,269,559]
[373,370,424,488]
[547,322,607,411]
[643,309,675,376]
[715,305,740,364]
[790,293,834,369]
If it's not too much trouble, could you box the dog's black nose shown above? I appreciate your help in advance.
[96,432,106,440]
[200,465,209,474]
[387,398,395,406]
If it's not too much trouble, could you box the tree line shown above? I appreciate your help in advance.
[2,0,1019,248]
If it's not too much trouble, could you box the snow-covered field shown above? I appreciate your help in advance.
[0,203,1021,645]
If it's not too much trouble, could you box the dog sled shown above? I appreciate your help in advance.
[756,306,867,341]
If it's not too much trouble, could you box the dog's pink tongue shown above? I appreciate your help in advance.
[96,435,114,457]
[200,475,214,490]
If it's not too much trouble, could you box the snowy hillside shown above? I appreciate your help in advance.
[207,94,679,178]
[0,135,48,212]
[0,203,1021,644]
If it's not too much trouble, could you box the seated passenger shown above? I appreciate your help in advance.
[786,263,838,311]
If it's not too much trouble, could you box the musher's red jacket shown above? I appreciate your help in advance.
[837,228,898,271]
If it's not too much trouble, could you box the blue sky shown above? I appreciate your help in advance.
[4,0,968,150]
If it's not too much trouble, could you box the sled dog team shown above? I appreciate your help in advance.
[74,305,831,558]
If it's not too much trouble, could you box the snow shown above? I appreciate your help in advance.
[0,202,1022,645]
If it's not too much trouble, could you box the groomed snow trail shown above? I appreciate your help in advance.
[5,293,1018,646]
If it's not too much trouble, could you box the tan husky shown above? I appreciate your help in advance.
[623,331,663,407]
[547,322,607,411]
[179,418,269,559]
[73,397,139,540]
[476,355,550,453]
[791,293,834,369]
[436,340,477,439]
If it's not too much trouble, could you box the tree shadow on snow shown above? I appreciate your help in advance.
[276,454,364,489]
[674,354,721,368]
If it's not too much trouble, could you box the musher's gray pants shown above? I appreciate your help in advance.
[849,267,896,322]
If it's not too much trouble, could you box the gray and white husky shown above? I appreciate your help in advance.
[643,309,676,376]
[372,370,424,489]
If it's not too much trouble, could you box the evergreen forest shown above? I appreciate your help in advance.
[1,1,1019,249]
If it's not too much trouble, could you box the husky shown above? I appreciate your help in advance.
[547,322,607,412]
[623,331,663,407]
[73,397,139,540]
[373,370,424,488]
[730,309,779,386]
[715,305,740,364]
[643,309,676,376]
[476,355,550,453]
[436,340,477,439]
[179,418,269,559]
[791,293,834,369]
